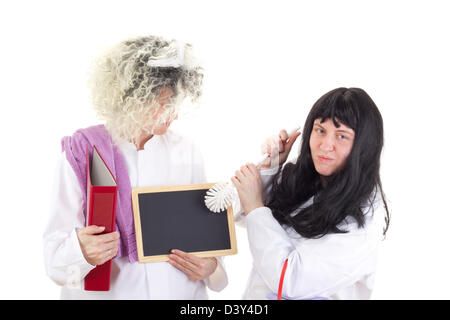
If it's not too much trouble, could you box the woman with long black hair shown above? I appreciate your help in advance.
[232,87,390,299]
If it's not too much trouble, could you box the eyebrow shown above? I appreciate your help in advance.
[336,129,355,136]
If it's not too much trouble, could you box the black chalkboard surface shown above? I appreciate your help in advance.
[132,183,237,263]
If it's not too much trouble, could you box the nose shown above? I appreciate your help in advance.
[319,134,335,152]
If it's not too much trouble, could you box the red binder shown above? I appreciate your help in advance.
[84,145,118,291]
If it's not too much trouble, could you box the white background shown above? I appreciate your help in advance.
[0,0,449,299]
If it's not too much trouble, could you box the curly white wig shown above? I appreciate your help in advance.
[88,35,203,143]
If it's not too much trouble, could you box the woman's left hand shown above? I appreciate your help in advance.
[168,249,218,281]
[231,163,264,215]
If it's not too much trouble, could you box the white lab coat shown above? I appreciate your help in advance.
[43,129,228,299]
[241,168,386,300]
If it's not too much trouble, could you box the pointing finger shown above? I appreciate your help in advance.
[279,129,289,142]
[285,130,301,149]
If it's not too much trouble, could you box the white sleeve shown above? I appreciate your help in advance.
[245,206,382,299]
[204,256,228,292]
[43,152,95,287]
[260,166,279,201]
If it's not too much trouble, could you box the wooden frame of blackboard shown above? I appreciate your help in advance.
[132,183,237,263]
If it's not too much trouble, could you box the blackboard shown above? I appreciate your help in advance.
[132,183,237,263]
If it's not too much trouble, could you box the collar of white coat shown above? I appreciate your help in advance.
[114,133,160,152]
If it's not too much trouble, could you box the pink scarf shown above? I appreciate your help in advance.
[61,124,138,262]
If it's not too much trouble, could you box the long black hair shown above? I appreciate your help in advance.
[267,87,390,238]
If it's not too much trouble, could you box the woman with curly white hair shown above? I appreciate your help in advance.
[43,35,228,299]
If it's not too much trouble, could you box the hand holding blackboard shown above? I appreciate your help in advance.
[168,249,218,281]
[132,183,237,263]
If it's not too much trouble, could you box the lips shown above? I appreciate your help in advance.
[318,155,333,162]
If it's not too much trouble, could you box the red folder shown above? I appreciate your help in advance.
[84,145,118,291]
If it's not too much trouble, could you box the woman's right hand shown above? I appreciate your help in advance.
[76,225,120,266]
[259,129,301,169]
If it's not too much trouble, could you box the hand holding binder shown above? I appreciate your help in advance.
[82,145,119,291]
[77,225,119,266]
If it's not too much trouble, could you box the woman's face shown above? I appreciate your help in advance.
[309,118,355,177]
[147,87,178,135]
